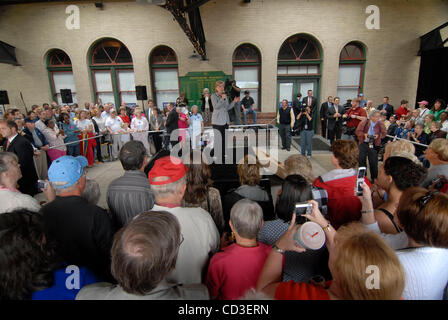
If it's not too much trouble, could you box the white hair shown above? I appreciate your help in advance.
[230,199,263,239]
[150,176,186,199]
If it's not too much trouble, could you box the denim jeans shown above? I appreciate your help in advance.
[66,144,80,157]
[243,108,257,124]
[279,123,291,149]
[300,129,314,156]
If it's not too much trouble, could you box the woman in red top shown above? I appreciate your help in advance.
[395,99,409,120]
[206,199,271,300]
[118,106,130,125]
[177,106,189,143]
[256,201,405,300]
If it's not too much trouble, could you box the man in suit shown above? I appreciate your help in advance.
[0,120,38,196]
[326,97,344,146]
[320,96,333,139]
[377,96,394,119]
[22,118,50,180]
[165,103,179,148]
[302,90,317,114]
[292,93,303,135]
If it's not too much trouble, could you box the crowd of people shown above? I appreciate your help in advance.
[0,128,447,300]
[0,90,447,301]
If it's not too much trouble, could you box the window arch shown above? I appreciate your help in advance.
[89,39,136,107]
[277,34,322,131]
[150,46,179,109]
[47,49,77,104]
[337,41,366,105]
[233,43,261,109]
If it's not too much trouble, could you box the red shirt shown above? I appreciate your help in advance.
[395,106,408,120]
[119,115,130,124]
[275,280,331,300]
[206,242,271,300]
[345,106,367,128]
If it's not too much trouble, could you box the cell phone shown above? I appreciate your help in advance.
[355,167,367,196]
[37,180,47,190]
[295,202,312,224]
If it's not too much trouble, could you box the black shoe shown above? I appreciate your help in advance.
[286,148,290,151]
[282,147,286,150]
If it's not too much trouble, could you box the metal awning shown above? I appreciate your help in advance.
[0,40,20,66]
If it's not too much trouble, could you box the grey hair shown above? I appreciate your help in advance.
[203,88,209,94]
[230,199,263,239]
[0,152,19,177]
[81,179,101,205]
[191,105,199,112]
[369,110,381,118]
[150,176,186,199]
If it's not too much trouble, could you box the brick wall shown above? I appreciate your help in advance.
[0,0,447,116]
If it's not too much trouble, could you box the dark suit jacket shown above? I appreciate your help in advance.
[3,134,38,196]
[22,127,49,150]
[320,102,331,120]
[377,104,394,119]
[302,96,317,112]
[292,98,303,117]
[326,104,345,131]
[165,109,179,134]
[200,95,214,113]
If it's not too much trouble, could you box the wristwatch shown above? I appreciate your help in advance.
[273,243,285,255]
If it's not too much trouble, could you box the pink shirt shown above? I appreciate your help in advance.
[206,242,271,300]
[178,113,188,129]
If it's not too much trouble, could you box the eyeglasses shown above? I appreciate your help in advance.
[179,234,184,246]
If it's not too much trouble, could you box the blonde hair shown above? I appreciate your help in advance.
[429,138,448,162]
[215,80,224,88]
[237,154,261,186]
[134,107,143,114]
[384,140,415,161]
[333,223,405,300]
[284,154,314,183]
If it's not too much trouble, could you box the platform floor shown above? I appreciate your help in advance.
[36,137,335,210]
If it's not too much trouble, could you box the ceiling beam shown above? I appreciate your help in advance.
[183,0,210,13]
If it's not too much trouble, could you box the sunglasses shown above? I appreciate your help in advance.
[418,191,439,214]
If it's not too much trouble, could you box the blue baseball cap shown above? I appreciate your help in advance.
[48,156,88,189]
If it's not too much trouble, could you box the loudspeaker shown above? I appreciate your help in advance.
[0,90,9,105]
[136,85,148,101]
[60,89,73,104]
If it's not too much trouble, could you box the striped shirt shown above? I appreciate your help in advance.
[106,170,155,229]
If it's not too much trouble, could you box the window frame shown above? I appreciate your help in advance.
[46,49,76,104]
[89,39,134,108]
[150,46,180,108]
[337,42,367,96]
[233,43,262,110]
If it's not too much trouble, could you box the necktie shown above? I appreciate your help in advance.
[6,139,10,150]
[308,98,311,106]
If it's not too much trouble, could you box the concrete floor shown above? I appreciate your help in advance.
[84,142,334,210]
[35,138,335,209]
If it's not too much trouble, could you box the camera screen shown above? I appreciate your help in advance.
[357,168,366,179]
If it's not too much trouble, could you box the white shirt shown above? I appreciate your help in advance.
[364,221,409,250]
[101,111,111,121]
[75,119,93,131]
[131,117,149,131]
[441,120,448,133]
[8,134,18,145]
[0,189,41,214]
[397,247,448,300]
[105,116,123,134]
[92,116,106,133]
[148,205,220,284]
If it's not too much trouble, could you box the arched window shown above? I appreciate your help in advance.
[150,46,179,109]
[47,49,77,104]
[89,39,136,107]
[277,34,322,111]
[233,43,261,109]
[337,42,366,104]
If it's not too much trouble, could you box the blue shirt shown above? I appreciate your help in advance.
[61,121,80,145]
[32,266,99,300]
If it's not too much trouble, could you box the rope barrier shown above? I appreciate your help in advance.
[385,134,429,148]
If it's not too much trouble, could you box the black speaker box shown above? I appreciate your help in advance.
[0,90,9,105]
[60,89,73,104]
[136,85,148,101]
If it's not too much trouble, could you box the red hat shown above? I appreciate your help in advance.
[148,156,188,185]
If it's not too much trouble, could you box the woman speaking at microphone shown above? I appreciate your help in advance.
[211,80,240,161]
